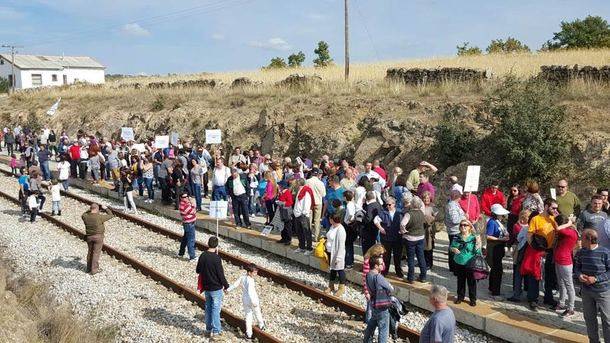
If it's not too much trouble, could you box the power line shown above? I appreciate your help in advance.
[353,0,382,62]
[24,0,251,48]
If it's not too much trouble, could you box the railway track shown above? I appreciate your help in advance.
[0,187,280,342]
[2,171,419,341]
[0,167,421,342]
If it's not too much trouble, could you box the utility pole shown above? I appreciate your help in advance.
[2,44,23,93]
[344,0,350,81]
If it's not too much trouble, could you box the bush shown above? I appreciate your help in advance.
[263,57,287,70]
[432,106,479,169]
[0,77,9,93]
[486,37,530,54]
[151,95,165,111]
[288,51,306,68]
[543,15,610,50]
[488,77,572,184]
[456,42,482,56]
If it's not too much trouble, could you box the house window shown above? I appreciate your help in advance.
[52,74,57,82]
[0,59,4,65]
[31,74,42,86]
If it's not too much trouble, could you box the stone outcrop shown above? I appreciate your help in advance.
[276,74,322,88]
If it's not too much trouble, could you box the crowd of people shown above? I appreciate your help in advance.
[4,125,610,342]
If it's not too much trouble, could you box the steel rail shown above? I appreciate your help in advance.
[0,167,420,342]
[0,187,280,343]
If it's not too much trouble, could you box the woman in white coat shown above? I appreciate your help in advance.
[227,263,265,339]
[324,213,347,297]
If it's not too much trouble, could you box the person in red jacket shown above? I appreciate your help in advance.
[277,180,295,244]
[481,181,506,217]
[68,141,81,178]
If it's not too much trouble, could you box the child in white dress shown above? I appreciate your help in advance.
[227,263,265,339]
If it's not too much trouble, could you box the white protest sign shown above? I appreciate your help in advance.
[261,226,273,236]
[550,188,557,200]
[209,201,228,219]
[46,97,61,116]
[154,135,169,149]
[121,127,135,141]
[133,143,146,153]
[463,165,481,193]
[205,129,222,144]
[170,132,180,146]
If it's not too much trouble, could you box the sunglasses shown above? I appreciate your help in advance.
[557,185,567,188]
[460,224,470,227]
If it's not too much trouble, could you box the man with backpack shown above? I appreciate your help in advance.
[363,256,394,343]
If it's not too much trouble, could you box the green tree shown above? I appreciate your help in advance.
[0,77,9,93]
[486,37,530,53]
[264,57,287,70]
[288,51,306,68]
[488,78,572,183]
[313,41,333,67]
[456,42,482,56]
[543,15,610,50]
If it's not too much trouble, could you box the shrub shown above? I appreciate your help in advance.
[456,42,482,56]
[486,37,530,54]
[432,106,479,169]
[0,77,9,93]
[151,95,165,111]
[488,77,572,184]
[263,57,287,70]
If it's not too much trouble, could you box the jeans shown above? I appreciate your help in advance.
[248,194,257,215]
[144,177,154,200]
[60,179,69,191]
[512,264,523,298]
[381,240,403,277]
[204,289,224,334]
[555,264,575,311]
[296,215,312,250]
[40,160,51,180]
[179,222,196,260]
[192,183,202,210]
[363,307,389,343]
[448,234,458,273]
[29,208,38,222]
[405,238,427,281]
[91,167,101,181]
[52,200,61,214]
[582,287,610,343]
[212,185,227,201]
[232,194,251,227]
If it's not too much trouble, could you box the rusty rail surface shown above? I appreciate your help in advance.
[0,167,420,342]
[0,187,280,343]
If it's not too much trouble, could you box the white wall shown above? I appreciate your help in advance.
[64,68,105,85]
[18,69,64,89]
[0,59,24,88]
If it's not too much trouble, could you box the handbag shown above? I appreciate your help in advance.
[466,254,490,280]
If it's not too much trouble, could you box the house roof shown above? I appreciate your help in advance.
[0,54,105,70]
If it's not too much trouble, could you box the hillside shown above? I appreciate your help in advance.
[1,49,609,191]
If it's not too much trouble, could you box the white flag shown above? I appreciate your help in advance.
[46,97,61,116]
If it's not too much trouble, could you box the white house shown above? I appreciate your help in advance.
[0,54,105,89]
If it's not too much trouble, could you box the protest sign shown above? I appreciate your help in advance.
[154,135,169,149]
[205,129,222,144]
[463,165,481,193]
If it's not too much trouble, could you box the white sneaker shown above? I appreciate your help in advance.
[294,248,303,253]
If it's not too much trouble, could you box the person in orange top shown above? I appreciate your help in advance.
[525,198,559,311]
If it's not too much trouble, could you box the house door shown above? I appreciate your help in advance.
[63,75,67,85]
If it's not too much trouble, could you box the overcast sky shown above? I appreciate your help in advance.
[1,0,609,74]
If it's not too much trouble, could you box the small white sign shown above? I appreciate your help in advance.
[209,201,228,219]
[550,188,557,200]
[261,226,272,236]
[154,135,170,149]
[170,132,180,146]
[205,129,222,144]
[46,97,61,116]
[121,127,135,141]
[132,143,146,153]
[463,165,481,193]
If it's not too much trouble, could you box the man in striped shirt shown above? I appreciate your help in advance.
[178,192,198,261]
[574,228,610,343]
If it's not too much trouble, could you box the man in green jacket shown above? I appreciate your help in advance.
[81,203,114,274]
